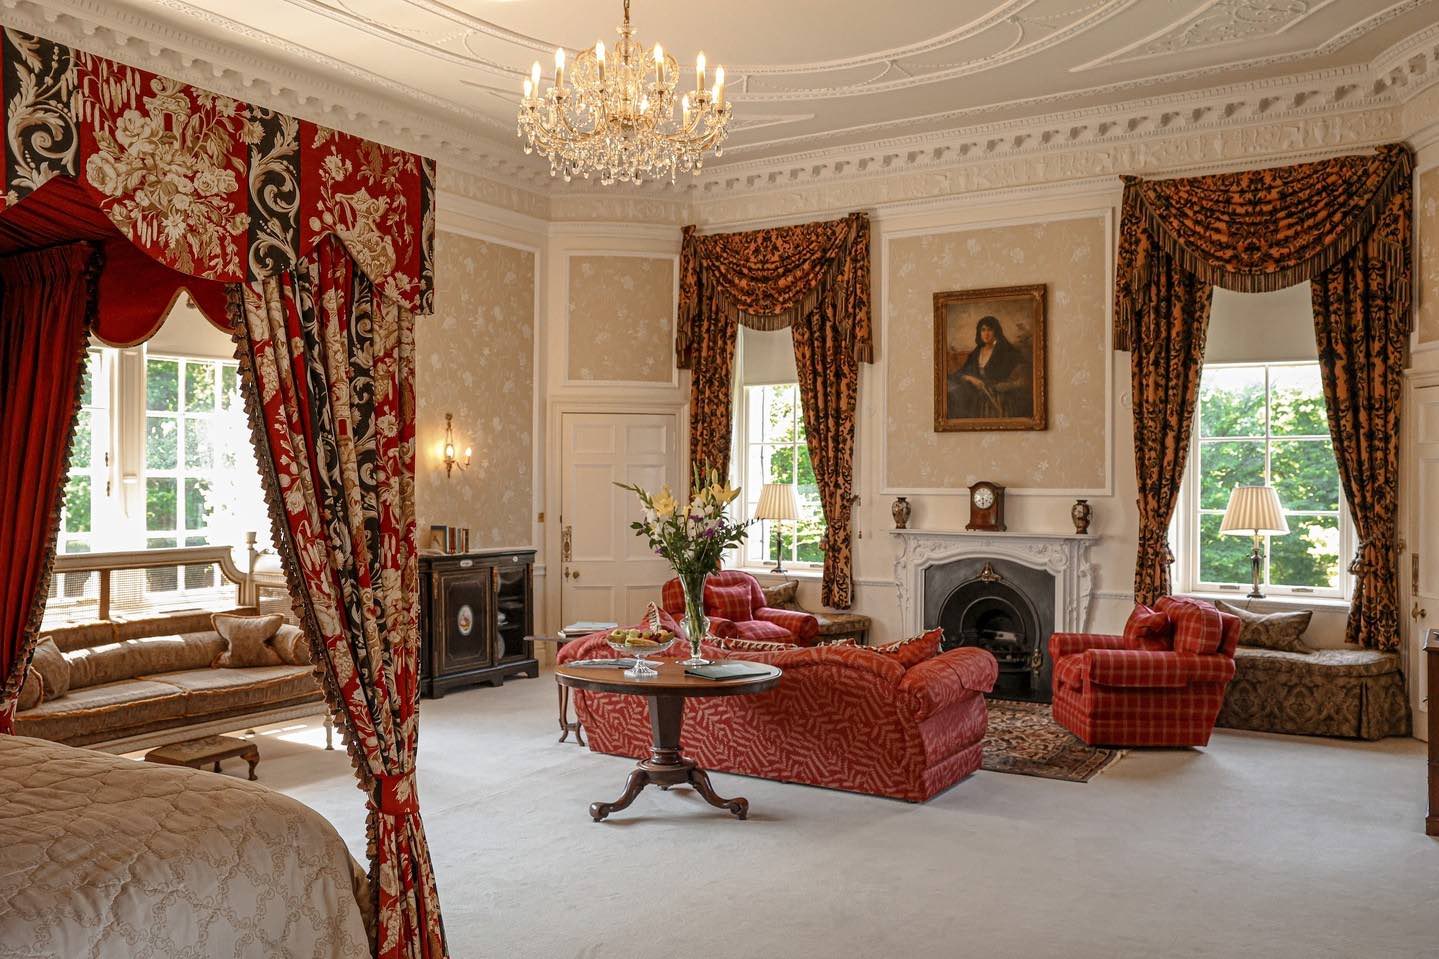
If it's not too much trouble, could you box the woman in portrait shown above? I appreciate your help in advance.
[946,314,1032,419]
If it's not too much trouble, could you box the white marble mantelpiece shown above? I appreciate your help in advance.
[890,529,1100,636]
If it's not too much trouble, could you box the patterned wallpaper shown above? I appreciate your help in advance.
[415,230,535,548]
[885,217,1108,490]
[567,255,675,382]
[1419,167,1439,345]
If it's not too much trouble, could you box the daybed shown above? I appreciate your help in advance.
[1217,646,1411,740]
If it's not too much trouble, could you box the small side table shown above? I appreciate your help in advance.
[145,734,260,780]
[528,634,586,746]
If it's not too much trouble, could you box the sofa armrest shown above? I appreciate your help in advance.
[1049,632,1130,662]
[557,631,614,664]
[899,647,999,720]
[753,607,819,644]
[1085,649,1237,688]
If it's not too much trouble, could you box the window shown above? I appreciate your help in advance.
[57,349,109,557]
[1182,362,1350,597]
[144,354,255,595]
[739,384,826,568]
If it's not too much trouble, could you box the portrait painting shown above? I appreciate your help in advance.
[932,284,1047,432]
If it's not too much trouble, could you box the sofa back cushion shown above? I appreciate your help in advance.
[41,620,118,654]
[66,632,225,689]
[1124,604,1174,651]
[1157,596,1225,655]
[705,581,754,621]
[113,607,255,642]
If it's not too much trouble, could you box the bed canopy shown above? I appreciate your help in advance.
[0,29,445,959]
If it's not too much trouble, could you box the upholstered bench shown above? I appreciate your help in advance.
[1216,646,1411,740]
[761,581,871,645]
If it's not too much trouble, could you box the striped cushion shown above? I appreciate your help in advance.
[1157,597,1224,655]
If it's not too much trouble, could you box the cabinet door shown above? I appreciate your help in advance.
[435,569,495,673]
[494,563,531,662]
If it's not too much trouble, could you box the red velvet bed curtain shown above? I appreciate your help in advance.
[235,234,443,958]
[0,243,102,732]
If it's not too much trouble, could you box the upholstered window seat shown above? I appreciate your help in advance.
[1216,646,1411,741]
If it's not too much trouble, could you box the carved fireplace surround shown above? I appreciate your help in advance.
[890,529,1100,638]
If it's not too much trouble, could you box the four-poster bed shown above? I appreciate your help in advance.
[0,29,445,959]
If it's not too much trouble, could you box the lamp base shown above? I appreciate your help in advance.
[1248,538,1265,600]
[770,528,786,576]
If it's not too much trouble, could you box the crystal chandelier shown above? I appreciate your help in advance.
[517,0,732,186]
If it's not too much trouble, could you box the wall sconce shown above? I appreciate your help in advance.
[443,412,471,478]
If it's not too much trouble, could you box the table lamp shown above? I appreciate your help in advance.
[1219,485,1289,599]
[754,483,800,575]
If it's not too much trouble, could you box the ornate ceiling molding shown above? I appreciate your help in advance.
[1078,0,1341,70]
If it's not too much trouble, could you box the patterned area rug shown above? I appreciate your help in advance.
[982,700,1124,782]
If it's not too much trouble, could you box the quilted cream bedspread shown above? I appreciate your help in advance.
[0,735,370,958]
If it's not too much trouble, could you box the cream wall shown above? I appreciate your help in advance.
[415,228,537,551]
[566,255,676,383]
[1419,167,1439,347]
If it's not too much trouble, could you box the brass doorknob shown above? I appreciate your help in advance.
[1414,603,1428,619]
[571,569,580,580]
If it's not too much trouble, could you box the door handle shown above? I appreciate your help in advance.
[562,525,573,562]
[565,568,581,580]
[1414,603,1428,620]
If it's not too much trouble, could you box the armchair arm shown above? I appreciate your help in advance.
[753,606,820,644]
[704,616,741,639]
[899,647,999,721]
[1049,632,1131,661]
[1085,649,1237,688]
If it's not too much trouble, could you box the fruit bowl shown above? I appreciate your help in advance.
[605,627,677,678]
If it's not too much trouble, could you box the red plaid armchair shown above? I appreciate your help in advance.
[1049,596,1241,747]
[661,569,820,646]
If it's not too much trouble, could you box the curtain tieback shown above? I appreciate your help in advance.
[372,771,419,817]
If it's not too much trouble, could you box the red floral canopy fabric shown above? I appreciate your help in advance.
[0,29,435,332]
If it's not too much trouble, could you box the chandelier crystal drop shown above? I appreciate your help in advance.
[517,0,732,186]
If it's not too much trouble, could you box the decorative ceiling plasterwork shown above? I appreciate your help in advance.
[1080,0,1341,69]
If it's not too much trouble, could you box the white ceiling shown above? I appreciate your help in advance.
[43,0,1439,182]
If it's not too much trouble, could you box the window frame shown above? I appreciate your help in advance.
[1175,359,1353,601]
[733,381,827,572]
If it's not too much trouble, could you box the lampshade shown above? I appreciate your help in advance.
[1218,485,1290,535]
[754,483,799,522]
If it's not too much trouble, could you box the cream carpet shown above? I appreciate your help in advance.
[244,673,1434,959]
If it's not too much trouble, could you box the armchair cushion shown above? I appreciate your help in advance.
[1123,604,1174,651]
[1156,596,1224,655]
[729,620,795,644]
[753,606,820,644]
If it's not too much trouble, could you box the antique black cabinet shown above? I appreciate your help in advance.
[419,549,538,698]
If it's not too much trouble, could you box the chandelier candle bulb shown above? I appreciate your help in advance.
[531,61,541,90]
[554,47,565,88]
[596,40,606,81]
[654,43,664,81]
[714,65,725,108]
[696,51,705,93]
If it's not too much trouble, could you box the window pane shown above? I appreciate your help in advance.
[70,410,92,467]
[146,477,177,531]
[220,365,239,408]
[146,415,177,469]
[1270,439,1340,512]
[761,386,799,444]
[1199,367,1265,437]
[184,478,210,531]
[1198,440,1264,509]
[63,475,91,533]
[184,417,214,469]
[79,354,96,406]
[767,444,797,485]
[1270,515,1340,590]
[183,563,215,590]
[147,358,179,411]
[1198,514,1255,584]
[1269,365,1328,436]
[185,362,217,411]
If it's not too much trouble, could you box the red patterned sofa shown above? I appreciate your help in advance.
[661,569,820,646]
[1049,596,1242,747]
[558,631,997,802]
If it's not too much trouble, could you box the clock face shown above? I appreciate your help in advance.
[973,486,995,509]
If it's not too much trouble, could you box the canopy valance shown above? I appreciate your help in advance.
[0,29,434,342]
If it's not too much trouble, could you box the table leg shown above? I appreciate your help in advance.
[589,694,748,822]
[244,748,259,781]
[557,684,570,743]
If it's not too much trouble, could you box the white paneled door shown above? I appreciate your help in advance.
[560,412,679,629]
[1411,384,1439,742]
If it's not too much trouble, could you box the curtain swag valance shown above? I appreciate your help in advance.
[1115,143,1412,350]
[0,29,435,320]
[676,211,873,366]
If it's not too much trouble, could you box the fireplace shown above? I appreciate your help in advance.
[927,558,1054,702]
[891,528,1099,704]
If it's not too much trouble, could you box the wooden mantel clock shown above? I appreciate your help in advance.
[966,482,1006,532]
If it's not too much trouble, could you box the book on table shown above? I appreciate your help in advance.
[562,621,618,638]
[684,662,775,681]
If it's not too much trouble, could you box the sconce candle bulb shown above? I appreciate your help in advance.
[443,412,471,478]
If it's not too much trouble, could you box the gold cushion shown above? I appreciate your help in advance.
[39,620,117,654]
[1214,600,1313,654]
[29,639,70,700]
[111,607,255,641]
[272,624,313,666]
[153,665,320,716]
[64,633,225,690]
[17,667,42,711]
[212,613,285,668]
[14,679,187,742]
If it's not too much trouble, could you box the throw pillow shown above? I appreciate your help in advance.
[17,667,42,711]
[705,582,754,621]
[271,624,314,666]
[1156,596,1224,655]
[761,580,798,608]
[212,613,285,668]
[865,627,944,669]
[714,636,795,653]
[1123,604,1174,652]
[29,638,69,700]
[1214,600,1313,654]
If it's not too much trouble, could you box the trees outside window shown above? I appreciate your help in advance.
[1183,362,1349,597]
[740,384,826,568]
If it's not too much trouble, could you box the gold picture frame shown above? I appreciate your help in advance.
[933,284,1047,432]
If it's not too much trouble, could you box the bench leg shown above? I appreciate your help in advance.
[324,714,335,750]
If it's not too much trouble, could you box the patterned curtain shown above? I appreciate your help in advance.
[0,243,102,732]
[235,235,445,958]
[677,213,872,607]
[1116,145,1413,645]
